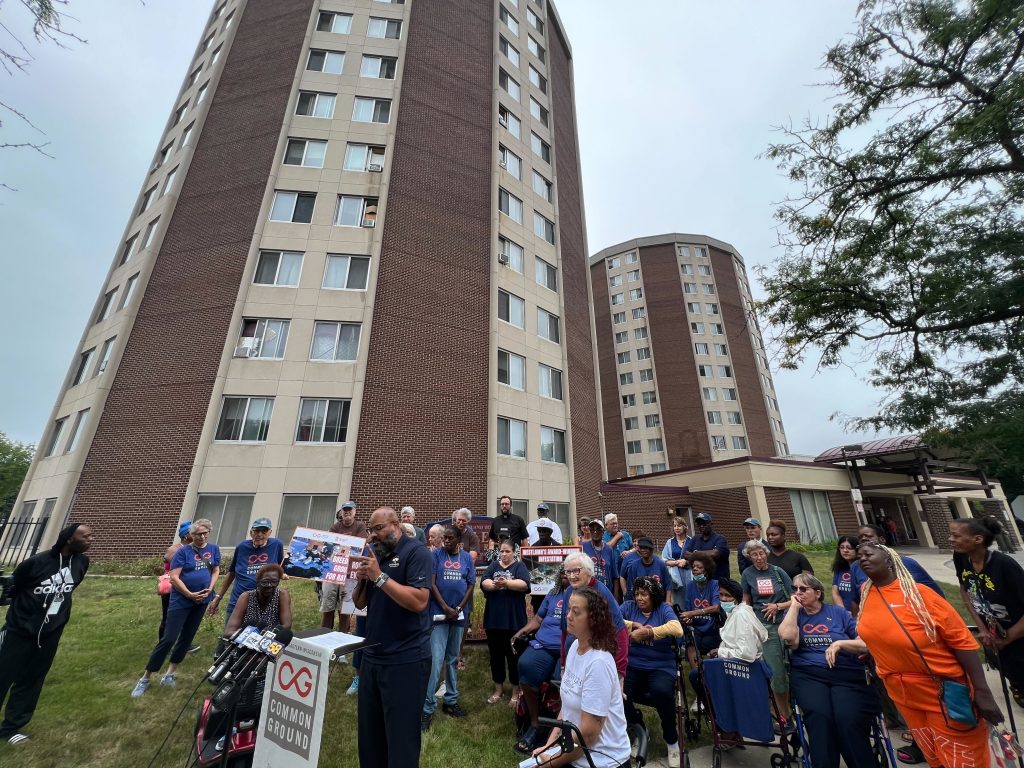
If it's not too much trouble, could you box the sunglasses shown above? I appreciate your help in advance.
[794,585,817,593]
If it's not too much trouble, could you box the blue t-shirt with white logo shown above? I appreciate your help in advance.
[533,591,567,650]
[621,600,678,676]
[622,556,673,596]
[582,540,619,591]
[227,538,285,611]
[791,603,863,672]
[683,579,721,633]
[169,543,221,611]
[832,569,856,611]
[429,547,475,626]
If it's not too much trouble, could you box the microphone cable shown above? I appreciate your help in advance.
[144,673,209,768]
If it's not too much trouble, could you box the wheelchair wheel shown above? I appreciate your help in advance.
[712,746,722,768]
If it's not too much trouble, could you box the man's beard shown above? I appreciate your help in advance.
[372,531,400,558]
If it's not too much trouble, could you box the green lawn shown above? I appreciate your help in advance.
[0,552,965,767]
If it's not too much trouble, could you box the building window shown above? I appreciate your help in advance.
[161,166,178,195]
[360,54,397,79]
[698,365,714,377]
[538,364,563,400]
[539,427,566,464]
[499,145,522,179]
[295,91,336,118]
[531,132,551,162]
[310,322,361,361]
[499,5,519,35]
[500,35,520,66]
[96,336,116,375]
[270,191,316,223]
[626,440,642,455]
[529,98,549,126]
[498,289,525,328]
[499,188,523,223]
[498,416,527,458]
[718,365,733,378]
[195,81,210,105]
[367,16,402,38]
[711,435,727,450]
[499,236,525,273]
[236,318,290,359]
[707,411,723,425]
[789,490,837,543]
[180,122,195,147]
[254,250,303,286]
[610,293,624,306]
[534,212,555,244]
[535,257,557,291]
[526,6,543,32]
[317,11,353,33]
[215,396,274,442]
[64,409,90,454]
[72,348,96,386]
[691,322,705,334]
[694,246,708,258]
[352,97,391,123]
[612,312,626,324]
[624,417,639,430]
[727,411,743,425]
[96,288,117,323]
[699,264,712,276]
[343,143,386,172]
[650,463,667,472]
[528,34,545,62]
[187,67,201,88]
[614,331,627,344]
[44,417,67,457]
[632,308,646,320]
[528,65,547,93]
[284,138,327,168]
[639,368,654,382]
[607,256,621,270]
[684,282,698,295]
[275,495,338,548]
[625,270,639,283]
[723,388,738,401]
[637,347,651,360]
[118,273,140,310]
[139,185,158,214]
[323,254,370,290]
[645,414,660,428]
[642,390,657,404]
[334,195,378,227]
[627,465,644,476]
[619,372,633,386]
[616,351,631,364]
[702,387,717,401]
[499,69,521,101]
[711,323,724,335]
[498,349,526,390]
[634,326,648,340]
[624,252,638,264]
[222,10,234,31]
[372,0,406,4]
[498,105,521,138]
[307,49,345,74]
[120,233,139,265]
[172,101,189,126]
[687,302,701,314]
[648,438,664,452]
[715,343,729,356]
[296,398,351,443]
[537,308,560,343]
[609,275,622,287]
[532,170,552,202]
[706,303,719,315]
[680,263,694,275]
[622,394,635,407]
[196,494,255,546]
[703,283,716,295]
[695,343,710,356]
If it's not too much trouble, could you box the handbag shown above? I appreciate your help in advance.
[157,573,172,596]
[877,594,978,728]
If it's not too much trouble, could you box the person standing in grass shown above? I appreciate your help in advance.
[132,519,220,698]
[0,523,92,746]
[481,539,530,706]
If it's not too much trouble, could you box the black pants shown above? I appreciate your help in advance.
[357,657,430,768]
[624,666,678,745]
[790,665,879,768]
[158,592,170,640]
[146,604,206,673]
[0,625,63,738]
[486,628,519,685]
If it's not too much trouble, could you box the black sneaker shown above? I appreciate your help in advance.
[442,702,468,718]
[420,712,433,732]
[187,644,201,654]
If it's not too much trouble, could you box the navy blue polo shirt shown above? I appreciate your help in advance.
[362,535,432,664]
[683,532,730,580]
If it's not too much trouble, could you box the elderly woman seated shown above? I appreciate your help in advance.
[622,576,684,768]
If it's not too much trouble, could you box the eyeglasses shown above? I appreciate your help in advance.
[794,586,816,593]
[368,522,392,534]
[564,568,582,577]
[192,531,210,537]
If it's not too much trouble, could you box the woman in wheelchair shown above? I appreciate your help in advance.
[779,573,879,768]
[621,576,684,768]
[675,552,721,665]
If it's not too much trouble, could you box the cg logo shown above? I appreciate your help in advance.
[443,560,463,570]
[277,661,314,698]
[693,598,711,609]
[802,623,831,635]
[248,552,270,564]
[840,572,852,583]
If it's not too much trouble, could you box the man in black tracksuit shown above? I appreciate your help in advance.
[0,523,93,745]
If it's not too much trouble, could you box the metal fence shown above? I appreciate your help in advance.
[0,516,50,566]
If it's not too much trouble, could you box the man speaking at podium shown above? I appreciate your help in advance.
[352,506,432,768]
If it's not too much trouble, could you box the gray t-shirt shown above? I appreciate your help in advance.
[740,564,792,625]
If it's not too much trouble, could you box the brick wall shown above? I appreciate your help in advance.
[70,1,315,559]
[348,0,494,515]
[548,13,602,521]
[600,488,693,551]
[590,265,627,479]
[827,490,860,537]
[690,487,753,556]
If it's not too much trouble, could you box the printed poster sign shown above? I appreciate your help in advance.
[519,545,580,595]
[282,527,368,617]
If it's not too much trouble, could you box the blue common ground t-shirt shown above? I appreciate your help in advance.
[582,540,619,592]
[683,579,721,633]
[429,547,475,627]
[533,591,567,650]
[833,569,856,611]
[621,601,678,676]
[791,603,863,672]
[169,543,221,610]
[227,538,285,609]
[482,559,530,630]
[622,557,673,595]
[363,534,433,664]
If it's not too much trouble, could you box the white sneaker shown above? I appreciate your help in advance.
[435,682,446,698]
[131,678,150,698]
[667,744,681,768]
[690,698,700,713]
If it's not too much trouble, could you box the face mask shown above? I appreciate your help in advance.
[721,601,736,615]
[693,574,707,584]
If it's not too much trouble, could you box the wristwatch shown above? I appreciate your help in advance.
[374,572,390,589]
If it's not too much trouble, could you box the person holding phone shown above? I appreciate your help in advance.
[481,539,530,705]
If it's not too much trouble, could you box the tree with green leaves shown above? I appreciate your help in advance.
[0,431,34,517]
[761,0,1024,497]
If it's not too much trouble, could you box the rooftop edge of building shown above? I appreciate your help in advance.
[589,232,743,268]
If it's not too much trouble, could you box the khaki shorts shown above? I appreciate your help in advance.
[319,581,347,613]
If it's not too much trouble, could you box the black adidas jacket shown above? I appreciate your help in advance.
[3,549,89,640]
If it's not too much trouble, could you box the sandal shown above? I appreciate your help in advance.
[896,742,925,764]
[514,726,539,755]
[457,656,466,671]
[487,692,504,704]
[509,691,522,709]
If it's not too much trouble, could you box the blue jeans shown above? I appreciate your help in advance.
[423,622,464,714]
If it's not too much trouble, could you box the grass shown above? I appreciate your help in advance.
[0,552,966,767]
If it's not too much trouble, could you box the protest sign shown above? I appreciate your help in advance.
[519,545,580,595]
[282,527,368,615]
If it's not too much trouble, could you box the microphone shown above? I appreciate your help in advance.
[207,626,258,684]
[211,627,293,711]
[224,625,289,681]
[222,625,270,680]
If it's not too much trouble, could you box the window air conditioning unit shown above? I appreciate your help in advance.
[361,219,376,228]
[498,116,509,128]
[498,252,510,265]
[368,163,383,173]
[233,337,258,358]
[499,159,508,170]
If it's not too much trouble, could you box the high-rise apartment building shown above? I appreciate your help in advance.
[11,0,600,559]
[590,234,788,479]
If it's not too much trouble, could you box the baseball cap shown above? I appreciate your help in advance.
[636,537,655,550]
[743,517,761,527]
[536,519,553,529]
[177,521,193,538]
[537,503,550,512]
[588,519,605,529]
[340,500,356,510]
[250,517,272,530]
[695,512,712,523]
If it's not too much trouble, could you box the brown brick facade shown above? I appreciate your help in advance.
[590,266,627,479]
[643,243,712,467]
[70,1,315,559]
[827,490,860,537]
[548,14,602,521]
[349,0,495,515]
[921,495,954,552]
[601,488,693,548]
[690,487,753,554]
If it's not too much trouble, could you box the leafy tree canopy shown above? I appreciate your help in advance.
[760,0,1024,497]
[0,431,34,517]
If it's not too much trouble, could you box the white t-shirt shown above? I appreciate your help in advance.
[560,641,630,768]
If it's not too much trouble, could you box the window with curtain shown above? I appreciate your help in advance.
[789,490,837,543]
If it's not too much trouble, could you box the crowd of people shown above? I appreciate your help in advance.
[1,501,1022,768]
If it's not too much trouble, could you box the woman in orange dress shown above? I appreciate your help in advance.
[855,541,1003,768]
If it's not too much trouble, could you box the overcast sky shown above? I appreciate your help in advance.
[0,0,885,456]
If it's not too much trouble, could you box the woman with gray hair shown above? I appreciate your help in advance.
[560,551,630,678]
[132,518,221,697]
